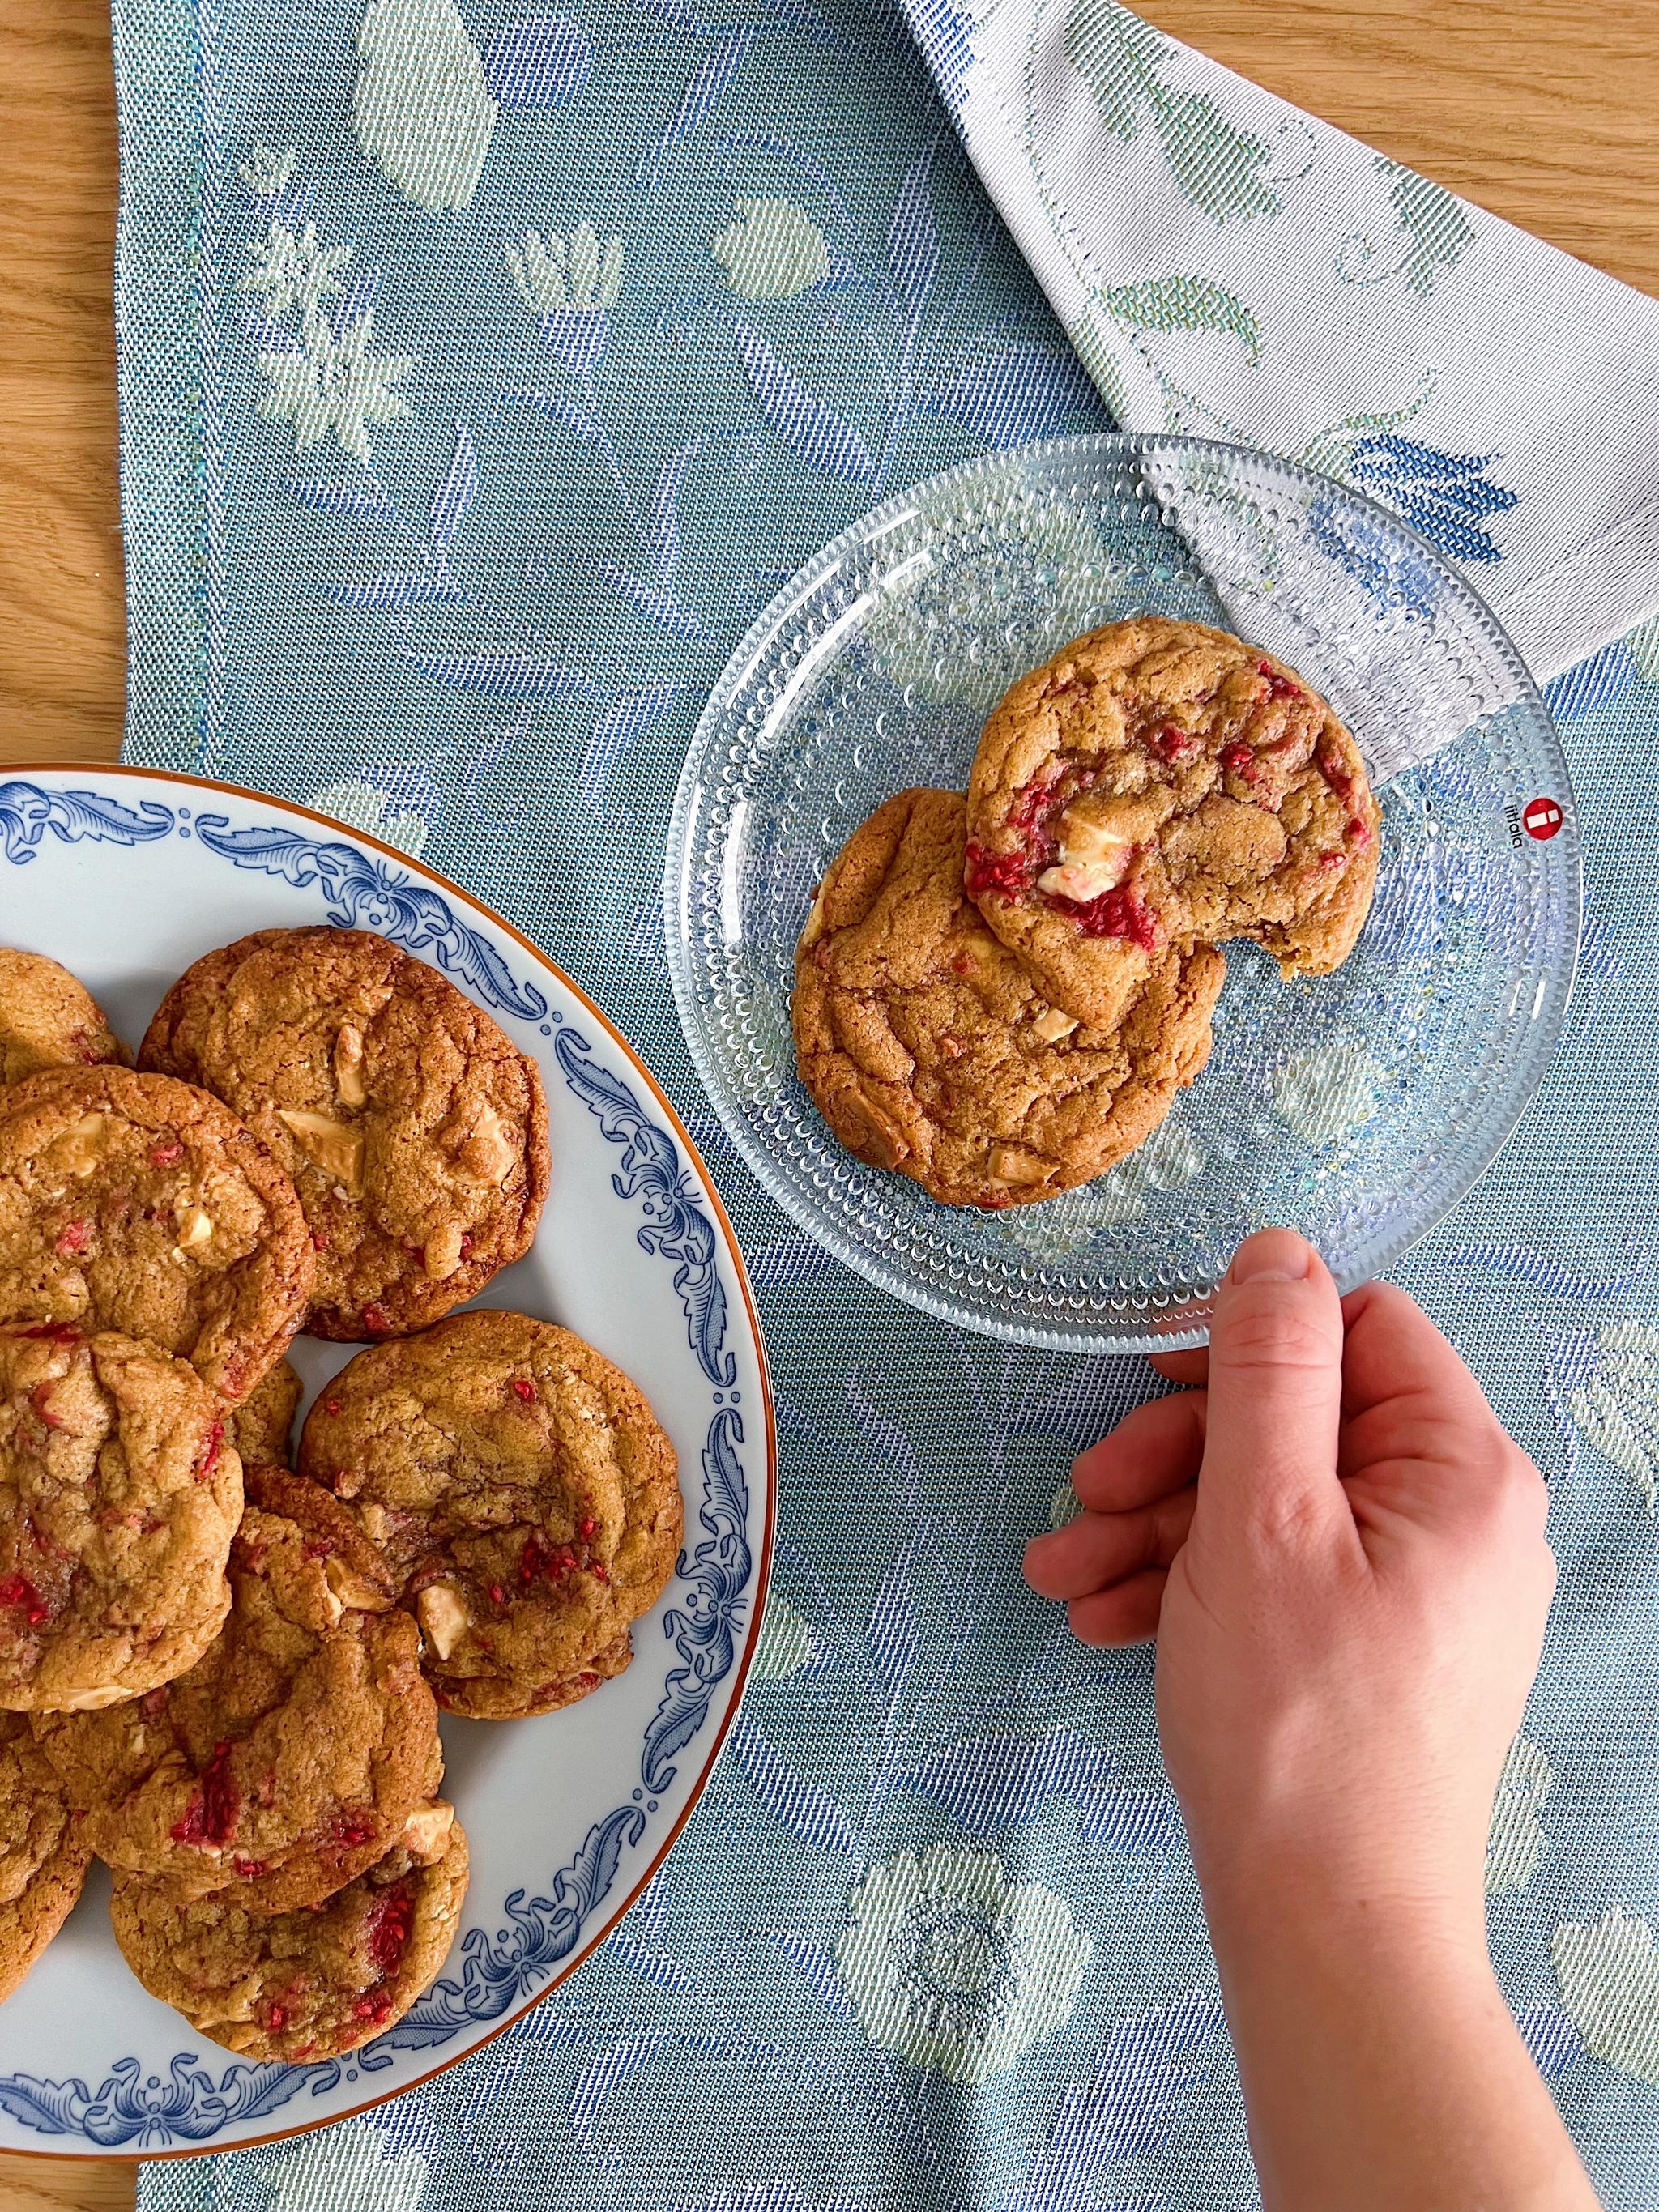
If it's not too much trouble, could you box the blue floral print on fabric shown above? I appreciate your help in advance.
[104,0,1659,2203]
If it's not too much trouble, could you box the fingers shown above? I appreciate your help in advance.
[1067,1569,1168,1647]
[1148,1346,1208,1388]
[1024,1487,1196,1600]
[1070,1391,1207,1513]
[1337,1280,1497,1426]
[1197,1228,1346,1537]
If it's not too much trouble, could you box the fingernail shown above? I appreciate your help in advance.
[1226,1228,1316,1284]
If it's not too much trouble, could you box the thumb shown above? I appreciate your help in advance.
[1197,1228,1346,1536]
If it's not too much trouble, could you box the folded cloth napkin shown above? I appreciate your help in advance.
[87,1,1659,2208]
[905,0,1659,680]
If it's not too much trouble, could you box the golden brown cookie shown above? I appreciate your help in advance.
[0,950,128,1086]
[0,1066,313,1404]
[0,1323,241,1711]
[110,1808,467,2060]
[230,1358,301,1468]
[965,620,1380,1027]
[34,1466,441,1912]
[139,927,550,1340]
[0,1713,90,2002]
[298,1310,682,1719]
[792,788,1224,1208]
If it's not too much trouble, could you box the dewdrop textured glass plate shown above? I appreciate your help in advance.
[666,435,1579,1352]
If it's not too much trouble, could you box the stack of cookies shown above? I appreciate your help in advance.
[793,618,1382,1209]
[0,926,681,2061]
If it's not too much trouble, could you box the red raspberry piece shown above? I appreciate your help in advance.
[578,1517,596,1541]
[198,1420,224,1483]
[365,1883,415,1975]
[1064,883,1161,953]
[232,1856,270,1880]
[148,1140,183,1168]
[16,1323,80,1344]
[963,842,1030,902]
[141,1686,170,1717]
[1257,658,1303,701]
[264,2002,287,2032]
[333,1811,377,1848]
[0,1575,49,1626]
[488,1582,505,1605]
[590,1562,610,1584]
[362,1304,391,1336]
[170,1741,239,1848]
[30,1383,66,1431]
[352,1989,396,2027]
[1152,722,1197,761]
[311,1228,331,1251]
[53,1220,88,1258]
[510,1377,535,1403]
[323,1398,343,1417]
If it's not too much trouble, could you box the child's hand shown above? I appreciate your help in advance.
[1024,1226,1555,1924]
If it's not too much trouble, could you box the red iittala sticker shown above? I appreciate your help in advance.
[1523,796,1563,841]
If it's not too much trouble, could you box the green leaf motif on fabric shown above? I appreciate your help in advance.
[837,1845,1092,2083]
[1064,2,1281,224]
[354,0,499,213]
[1486,1736,1552,1894]
[1569,1319,1659,1515]
[309,777,429,857]
[1554,1908,1659,2086]
[266,2119,429,2212]
[712,199,830,300]
[1100,275,1260,362]
[753,1594,817,1679]
[1630,616,1659,684]
[1380,158,1475,298]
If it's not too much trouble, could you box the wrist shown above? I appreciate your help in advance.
[1195,1835,1492,1987]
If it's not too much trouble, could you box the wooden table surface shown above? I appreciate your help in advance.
[0,0,1654,2204]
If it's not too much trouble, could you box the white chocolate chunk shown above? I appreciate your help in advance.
[417,1581,470,1660]
[278,1109,365,1196]
[333,1024,368,1108]
[400,1800,456,1860]
[324,1554,392,1613]
[173,1204,214,1253]
[47,1113,108,1177]
[1038,859,1126,903]
[424,1222,464,1281]
[447,1102,516,1184]
[1030,1005,1078,1044]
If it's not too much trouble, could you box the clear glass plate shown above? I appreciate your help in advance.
[664,434,1580,1352]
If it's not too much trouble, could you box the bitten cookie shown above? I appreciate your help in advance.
[298,1311,682,1719]
[0,1323,241,1711]
[139,927,550,1340]
[0,950,128,1086]
[0,1714,90,2003]
[35,1466,441,1912]
[792,788,1224,1208]
[230,1358,301,1469]
[110,1808,467,2060]
[965,620,1380,1027]
[0,1066,313,1403]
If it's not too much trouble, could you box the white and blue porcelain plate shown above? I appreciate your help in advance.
[0,766,775,2159]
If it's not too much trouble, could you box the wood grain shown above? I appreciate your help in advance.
[0,0,1653,2205]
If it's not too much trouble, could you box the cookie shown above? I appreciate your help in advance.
[298,1310,682,1720]
[965,620,1380,1027]
[34,1466,441,1912]
[0,1714,90,2002]
[0,1066,313,1404]
[792,789,1224,1208]
[0,950,128,1086]
[110,1806,467,2061]
[231,1358,301,1468]
[0,1323,241,1711]
[139,927,550,1340]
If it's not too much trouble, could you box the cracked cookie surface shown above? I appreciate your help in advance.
[792,787,1224,1208]
[0,950,128,1087]
[298,1310,682,1720]
[0,1712,90,2002]
[110,1809,467,2060]
[965,620,1380,1027]
[0,1066,313,1404]
[139,927,549,1340]
[0,1323,241,1711]
[35,1466,441,1912]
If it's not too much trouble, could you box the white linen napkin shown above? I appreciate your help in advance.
[903,0,1659,679]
